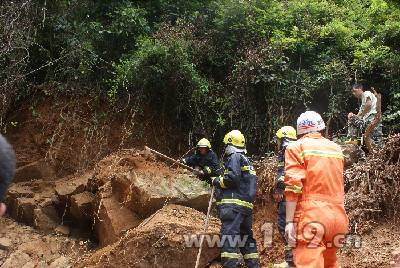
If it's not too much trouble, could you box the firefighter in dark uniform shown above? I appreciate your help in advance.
[273,126,297,268]
[182,138,221,184]
[212,130,260,268]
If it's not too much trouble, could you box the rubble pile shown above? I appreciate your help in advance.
[345,135,400,233]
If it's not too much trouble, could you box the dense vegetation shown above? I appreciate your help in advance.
[1,0,400,152]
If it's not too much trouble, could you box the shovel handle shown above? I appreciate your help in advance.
[144,146,196,172]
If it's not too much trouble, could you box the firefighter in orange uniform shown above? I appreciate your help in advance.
[284,111,349,268]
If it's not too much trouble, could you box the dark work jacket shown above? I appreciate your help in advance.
[184,150,221,182]
[213,151,257,214]
[275,138,294,195]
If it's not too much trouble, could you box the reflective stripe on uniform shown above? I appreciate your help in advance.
[277,161,284,167]
[219,177,227,189]
[278,175,285,182]
[300,150,344,159]
[243,253,259,259]
[285,185,302,194]
[240,165,251,171]
[221,252,241,259]
[204,166,212,174]
[216,199,254,209]
[241,165,257,175]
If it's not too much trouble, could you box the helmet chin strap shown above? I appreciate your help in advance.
[221,145,227,160]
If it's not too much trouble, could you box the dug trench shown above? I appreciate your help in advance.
[1,96,400,268]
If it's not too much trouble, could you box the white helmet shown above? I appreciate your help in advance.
[297,111,326,135]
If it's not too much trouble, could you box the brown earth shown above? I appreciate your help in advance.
[1,95,399,268]
[5,92,188,176]
[77,204,220,268]
[0,217,92,267]
[340,221,400,268]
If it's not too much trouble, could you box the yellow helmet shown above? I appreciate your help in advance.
[223,130,246,148]
[197,138,211,149]
[276,126,297,140]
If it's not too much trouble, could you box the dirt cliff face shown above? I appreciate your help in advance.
[5,94,187,176]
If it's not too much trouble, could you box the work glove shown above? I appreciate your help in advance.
[212,176,223,187]
[193,169,205,177]
[285,222,297,248]
[273,192,284,203]
[274,182,285,203]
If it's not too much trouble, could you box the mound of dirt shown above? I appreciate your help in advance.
[88,149,188,190]
[345,134,400,233]
[89,150,212,217]
[77,204,221,268]
[341,144,365,168]
[254,157,277,206]
[253,157,289,266]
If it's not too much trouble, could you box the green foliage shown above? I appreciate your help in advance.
[384,88,400,133]
[111,35,210,126]
[2,0,400,152]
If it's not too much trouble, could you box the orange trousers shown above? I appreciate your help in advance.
[293,200,348,268]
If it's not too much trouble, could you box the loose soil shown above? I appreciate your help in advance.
[1,96,399,268]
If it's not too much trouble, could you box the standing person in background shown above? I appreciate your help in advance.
[285,111,348,268]
[346,84,382,145]
[273,126,297,268]
[0,134,16,217]
[182,138,221,184]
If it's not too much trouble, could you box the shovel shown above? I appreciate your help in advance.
[144,146,196,172]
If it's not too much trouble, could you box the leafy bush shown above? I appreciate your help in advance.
[110,35,210,128]
[2,0,400,152]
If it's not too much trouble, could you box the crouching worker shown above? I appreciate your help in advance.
[285,111,348,268]
[212,130,260,268]
[182,138,221,184]
[273,126,297,268]
[0,134,16,217]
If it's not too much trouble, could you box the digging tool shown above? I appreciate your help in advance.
[170,147,195,168]
[194,185,215,268]
[144,146,196,172]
